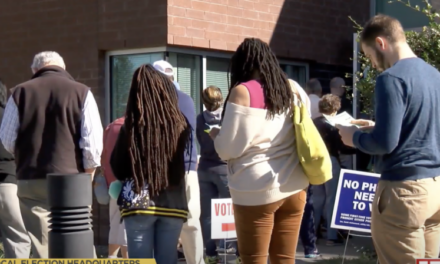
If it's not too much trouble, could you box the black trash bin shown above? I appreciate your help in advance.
[47,173,94,258]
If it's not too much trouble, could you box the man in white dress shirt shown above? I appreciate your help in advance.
[305,78,323,119]
[0,51,103,258]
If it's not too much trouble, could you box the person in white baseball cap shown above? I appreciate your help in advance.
[153,60,181,90]
[153,60,174,79]
[153,59,203,264]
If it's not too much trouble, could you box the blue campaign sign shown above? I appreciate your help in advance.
[331,169,380,233]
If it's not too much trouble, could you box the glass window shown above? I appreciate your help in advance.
[204,58,307,102]
[168,53,203,115]
[206,57,230,104]
[280,64,307,87]
[110,52,307,119]
[110,53,164,119]
[376,0,429,29]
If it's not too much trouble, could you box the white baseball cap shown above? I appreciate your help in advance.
[153,60,174,76]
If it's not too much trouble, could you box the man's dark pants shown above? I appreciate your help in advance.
[299,186,317,255]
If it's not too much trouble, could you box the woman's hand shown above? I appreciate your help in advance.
[209,127,220,139]
[350,119,375,127]
[359,125,374,132]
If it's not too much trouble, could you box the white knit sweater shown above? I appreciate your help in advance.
[214,83,310,206]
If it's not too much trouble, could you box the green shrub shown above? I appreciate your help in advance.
[350,0,440,115]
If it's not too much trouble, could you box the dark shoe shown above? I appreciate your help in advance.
[326,239,344,246]
[177,250,185,261]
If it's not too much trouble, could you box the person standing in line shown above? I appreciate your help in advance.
[338,15,440,264]
[110,64,193,264]
[296,79,320,259]
[210,38,310,264]
[0,78,31,258]
[101,117,128,258]
[152,60,186,261]
[329,77,354,172]
[305,78,323,119]
[0,51,103,258]
[314,95,356,245]
[196,86,238,264]
[329,77,352,115]
[153,60,205,264]
[304,78,326,238]
[298,186,319,259]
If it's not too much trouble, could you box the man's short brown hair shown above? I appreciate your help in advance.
[360,14,406,46]
[319,94,341,115]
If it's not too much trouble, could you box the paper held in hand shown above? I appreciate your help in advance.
[204,124,221,133]
[324,111,359,127]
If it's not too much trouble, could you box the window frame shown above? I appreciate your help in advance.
[373,0,430,29]
[166,51,204,114]
[108,52,167,121]
[370,0,376,18]
[105,46,309,125]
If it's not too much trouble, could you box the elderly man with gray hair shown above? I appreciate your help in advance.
[0,51,103,258]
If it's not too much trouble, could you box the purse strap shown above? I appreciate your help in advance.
[288,79,308,109]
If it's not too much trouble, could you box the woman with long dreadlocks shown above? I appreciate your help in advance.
[110,64,194,263]
[210,38,311,264]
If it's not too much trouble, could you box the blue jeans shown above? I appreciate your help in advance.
[198,169,238,257]
[312,184,326,233]
[299,187,317,255]
[124,215,184,263]
[325,156,342,240]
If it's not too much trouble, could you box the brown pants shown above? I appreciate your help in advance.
[371,176,440,264]
[233,190,306,264]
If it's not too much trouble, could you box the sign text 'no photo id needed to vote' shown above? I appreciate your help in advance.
[0,260,156,264]
[211,198,236,239]
[331,169,380,233]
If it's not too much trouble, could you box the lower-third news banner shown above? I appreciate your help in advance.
[0,260,156,264]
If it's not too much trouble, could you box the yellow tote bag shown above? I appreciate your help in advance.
[289,79,332,185]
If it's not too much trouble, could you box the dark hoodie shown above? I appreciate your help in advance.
[196,108,227,175]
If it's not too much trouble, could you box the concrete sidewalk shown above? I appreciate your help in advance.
[179,235,375,264]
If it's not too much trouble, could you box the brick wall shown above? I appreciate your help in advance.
[0,0,370,246]
[0,0,167,106]
[0,0,168,245]
[167,0,370,66]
